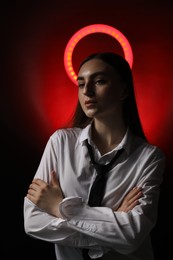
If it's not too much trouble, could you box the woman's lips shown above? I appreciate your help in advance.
[85,100,97,107]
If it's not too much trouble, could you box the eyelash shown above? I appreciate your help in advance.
[96,79,106,85]
[78,79,106,88]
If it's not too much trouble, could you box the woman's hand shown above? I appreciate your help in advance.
[115,187,143,212]
[27,171,64,218]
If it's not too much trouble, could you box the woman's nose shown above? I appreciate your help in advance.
[83,83,95,96]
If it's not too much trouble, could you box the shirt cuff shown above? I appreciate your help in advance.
[59,196,114,222]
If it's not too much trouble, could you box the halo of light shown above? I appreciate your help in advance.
[64,24,133,85]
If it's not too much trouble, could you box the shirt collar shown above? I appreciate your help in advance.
[79,123,92,144]
[79,123,134,155]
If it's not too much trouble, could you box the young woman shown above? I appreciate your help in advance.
[24,52,165,260]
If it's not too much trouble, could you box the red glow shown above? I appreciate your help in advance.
[64,24,133,85]
[11,19,172,154]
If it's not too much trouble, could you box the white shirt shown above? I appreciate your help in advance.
[24,124,165,260]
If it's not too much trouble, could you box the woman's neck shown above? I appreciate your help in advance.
[91,118,127,155]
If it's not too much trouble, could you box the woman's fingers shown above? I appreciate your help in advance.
[116,187,143,212]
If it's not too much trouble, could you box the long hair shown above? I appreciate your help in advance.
[71,52,147,140]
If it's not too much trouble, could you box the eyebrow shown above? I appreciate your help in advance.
[77,71,109,81]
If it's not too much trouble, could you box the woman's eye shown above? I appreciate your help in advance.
[95,79,106,85]
[78,83,85,89]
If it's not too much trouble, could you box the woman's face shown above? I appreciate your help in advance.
[77,58,127,120]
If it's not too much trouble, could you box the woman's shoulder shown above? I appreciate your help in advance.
[137,136,165,161]
[128,130,165,161]
[50,127,82,141]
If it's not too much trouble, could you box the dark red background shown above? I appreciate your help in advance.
[1,1,172,258]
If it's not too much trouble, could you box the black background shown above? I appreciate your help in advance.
[1,1,173,259]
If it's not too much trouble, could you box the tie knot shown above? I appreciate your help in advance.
[93,162,110,175]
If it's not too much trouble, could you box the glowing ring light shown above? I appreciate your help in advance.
[64,24,133,85]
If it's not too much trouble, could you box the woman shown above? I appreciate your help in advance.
[24,52,165,259]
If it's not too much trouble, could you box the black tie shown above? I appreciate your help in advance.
[82,140,124,259]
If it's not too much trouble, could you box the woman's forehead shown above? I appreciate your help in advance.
[78,59,116,78]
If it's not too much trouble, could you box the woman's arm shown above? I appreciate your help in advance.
[26,171,142,217]
[58,154,165,254]
[24,171,141,248]
[24,134,165,254]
